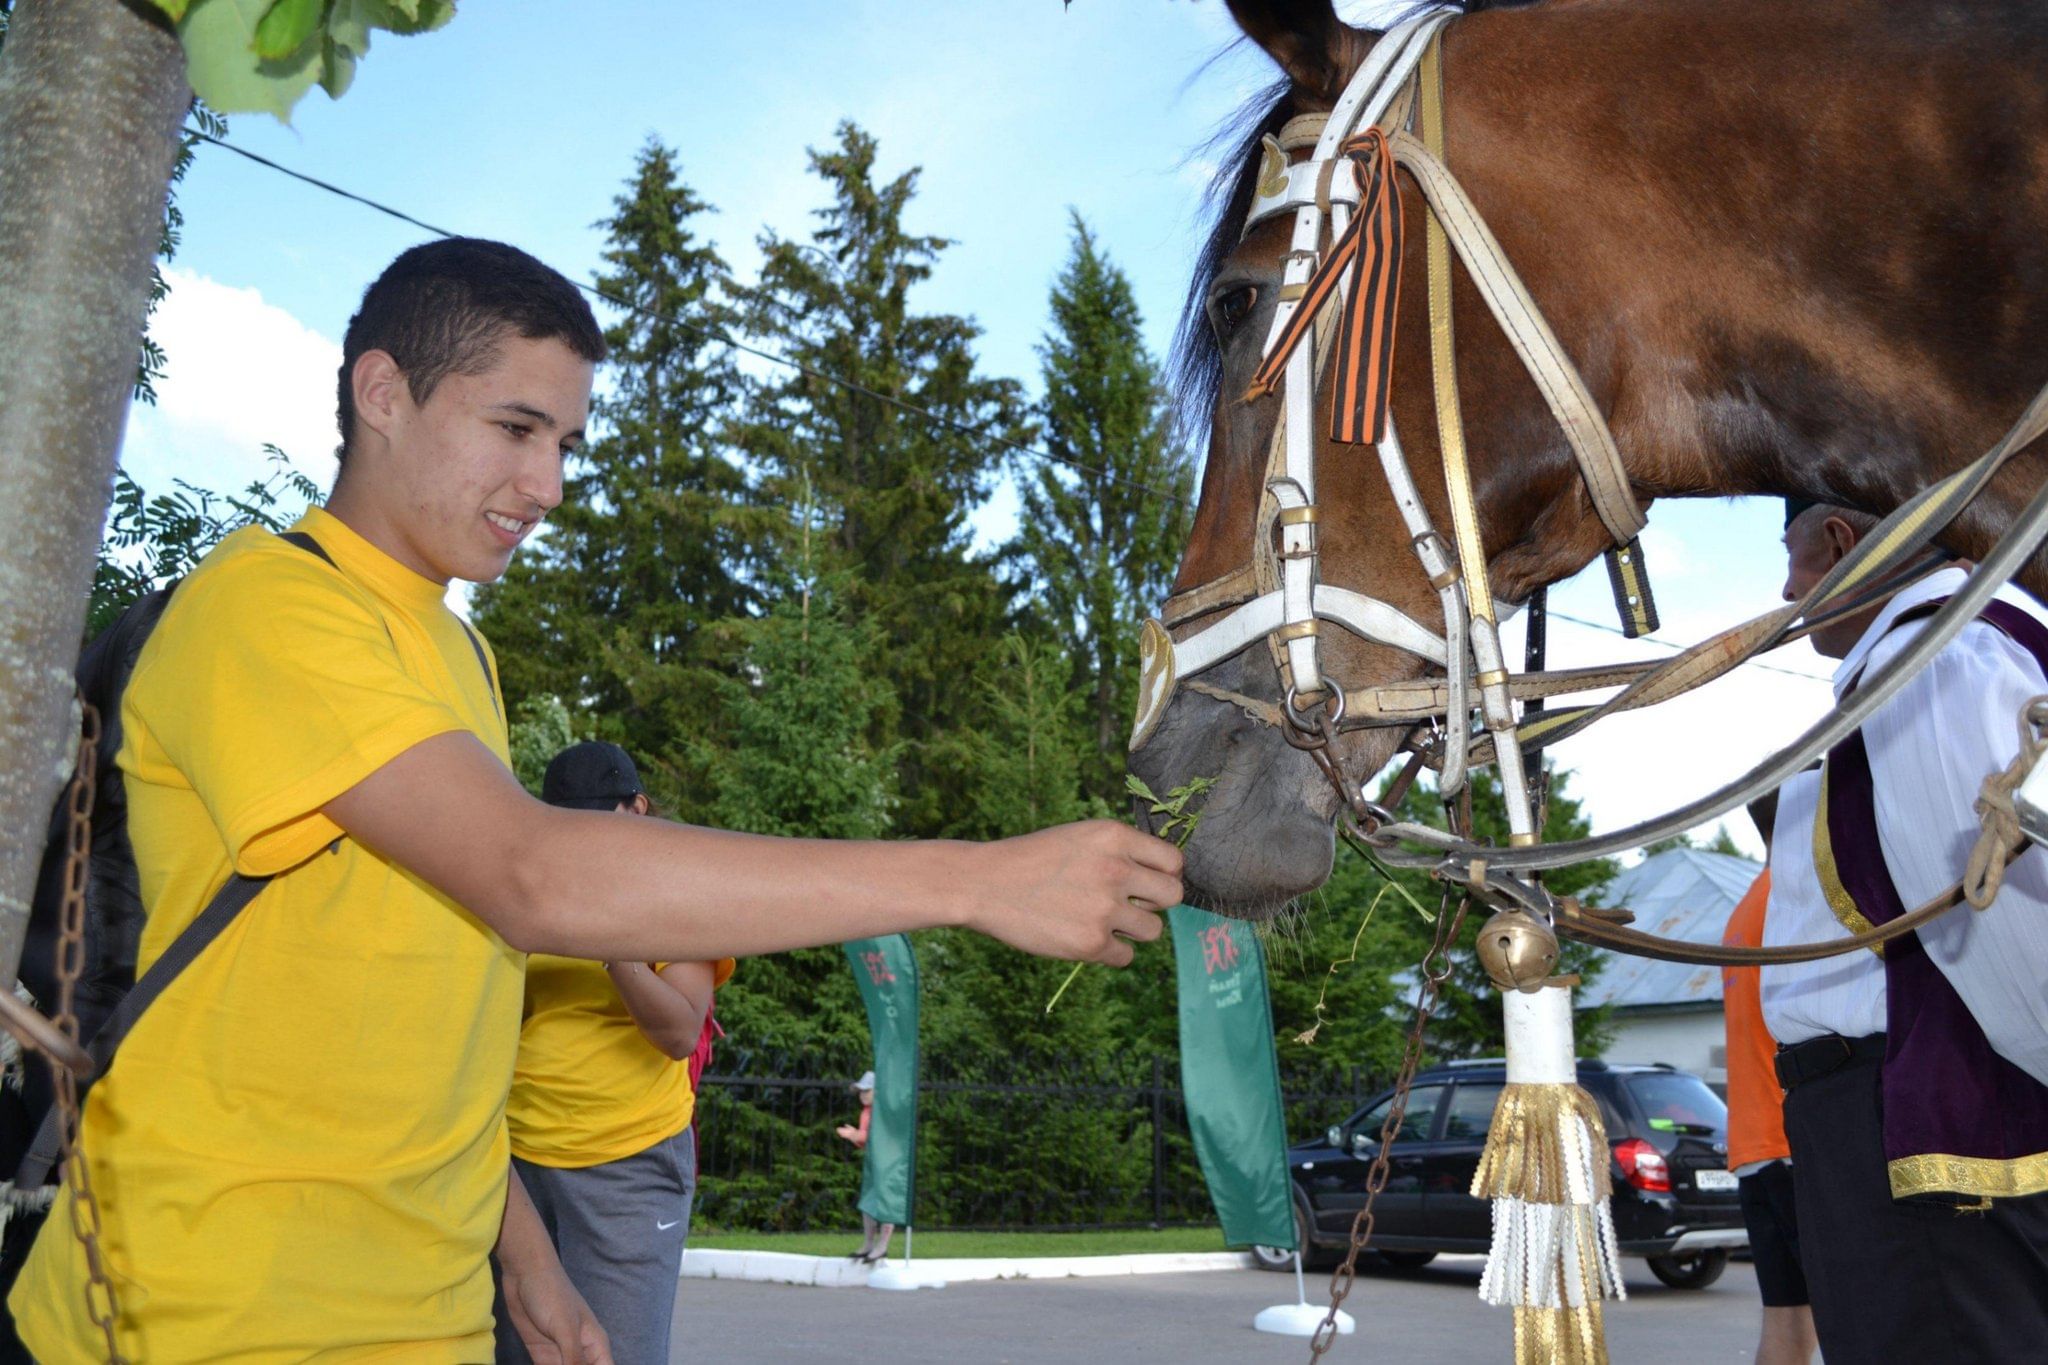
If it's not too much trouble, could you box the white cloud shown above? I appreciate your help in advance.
[120,266,341,502]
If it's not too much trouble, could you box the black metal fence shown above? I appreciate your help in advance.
[693,1048,1382,1233]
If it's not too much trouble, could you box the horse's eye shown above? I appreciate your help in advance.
[1211,285,1258,338]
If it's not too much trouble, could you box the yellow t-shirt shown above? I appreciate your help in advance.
[11,508,523,1363]
[507,956,735,1168]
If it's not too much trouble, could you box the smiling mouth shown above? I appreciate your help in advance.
[484,511,531,541]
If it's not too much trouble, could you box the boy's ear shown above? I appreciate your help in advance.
[351,349,409,445]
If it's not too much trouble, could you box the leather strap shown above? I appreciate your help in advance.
[1388,130,1648,549]
[1553,877,1977,967]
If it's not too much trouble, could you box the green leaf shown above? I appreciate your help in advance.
[171,0,455,120]
[1124,774,1158,804]
[177,0,322,119]
[384,0,456,35]
[318,34,357,98]
[253,0,327,61]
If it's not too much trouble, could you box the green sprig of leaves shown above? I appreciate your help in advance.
[1044,772,1217,1014]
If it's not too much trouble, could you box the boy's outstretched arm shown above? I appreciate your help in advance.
[324,731,1181,964]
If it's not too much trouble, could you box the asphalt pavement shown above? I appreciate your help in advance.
[670,1254,1766,1363]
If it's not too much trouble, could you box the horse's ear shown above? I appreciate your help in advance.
[1224,0,1370,103]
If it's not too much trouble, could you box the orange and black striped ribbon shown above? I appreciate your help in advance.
[1243,127,1404,446]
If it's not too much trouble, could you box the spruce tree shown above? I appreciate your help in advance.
[730,121,1025,836]
[702,494,896,1059]
[474,140,754,819]
[1010,215,1194,803]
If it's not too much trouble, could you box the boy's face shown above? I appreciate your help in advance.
[360,333,594,585]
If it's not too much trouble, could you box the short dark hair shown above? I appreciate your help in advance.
[336,238,605,459]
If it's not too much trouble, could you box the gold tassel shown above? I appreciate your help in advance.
[1472,1083,1613,1203]
[1477,986,1624,1363]
[1512,1306,1608,1365]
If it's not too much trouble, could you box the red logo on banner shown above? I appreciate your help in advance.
[1200,924,1239,976]
[862,950,897,986]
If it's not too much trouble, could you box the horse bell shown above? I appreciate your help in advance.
[1475,908,1559,995]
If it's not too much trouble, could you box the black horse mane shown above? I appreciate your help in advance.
[1170,0,1538,438]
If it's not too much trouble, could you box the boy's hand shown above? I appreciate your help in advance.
[964,820,1183,964]
[502,1257,611,1365]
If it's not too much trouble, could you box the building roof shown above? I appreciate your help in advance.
[1576,847,1765,1012]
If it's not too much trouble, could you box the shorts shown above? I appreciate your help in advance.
[1738,1159,1808,1307]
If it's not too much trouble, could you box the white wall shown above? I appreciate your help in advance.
[1597,1009,1728,1090]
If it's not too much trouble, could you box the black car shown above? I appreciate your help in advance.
[1257,1059,1745,1289]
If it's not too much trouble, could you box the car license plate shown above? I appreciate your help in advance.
[1694,1169,1738,1192]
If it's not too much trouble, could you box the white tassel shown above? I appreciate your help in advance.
[1472,982,1622,1364]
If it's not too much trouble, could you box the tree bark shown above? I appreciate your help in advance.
[0,0,189,984]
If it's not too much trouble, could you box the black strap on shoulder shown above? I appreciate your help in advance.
[277,528,333,566]
[16,871,273,1188]
[279,529,499,715]
[458,621,501,719]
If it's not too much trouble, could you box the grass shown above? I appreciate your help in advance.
[687,1227,1234,1259]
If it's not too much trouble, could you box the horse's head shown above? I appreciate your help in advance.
[1130,0,1623,917]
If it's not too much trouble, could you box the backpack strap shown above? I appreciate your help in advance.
[16,870,274,1188]
[279,529,499,715]
[17,529,502,1188]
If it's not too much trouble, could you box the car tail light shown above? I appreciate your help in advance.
[1613,1138,1671,1192]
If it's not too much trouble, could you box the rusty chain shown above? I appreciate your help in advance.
[51,703,126,1363]
[1307,776,1491,1359]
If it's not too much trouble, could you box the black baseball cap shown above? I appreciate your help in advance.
[541,741,644,811]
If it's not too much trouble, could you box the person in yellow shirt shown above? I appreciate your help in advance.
[497,742,733,1365]
[9,237,1179,1363]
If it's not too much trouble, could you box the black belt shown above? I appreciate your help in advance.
[1774,1033,1887,1092]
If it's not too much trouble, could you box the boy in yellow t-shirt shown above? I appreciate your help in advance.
[10,237,1181,1363]
[496,742,733,1365]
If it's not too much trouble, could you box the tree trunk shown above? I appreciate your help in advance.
[0,0,189,984]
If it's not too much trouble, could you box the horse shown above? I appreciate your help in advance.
[1130,0,2048,917]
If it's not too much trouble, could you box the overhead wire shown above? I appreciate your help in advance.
[1547,608,1835,684]
[187,130,1198,508]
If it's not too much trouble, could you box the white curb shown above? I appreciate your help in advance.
[682,1248,1256,1288]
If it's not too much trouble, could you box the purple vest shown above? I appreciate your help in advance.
[1821,598,2048,1202]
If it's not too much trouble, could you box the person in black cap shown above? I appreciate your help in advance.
[498,742,732,1365]
[541,741,648,814]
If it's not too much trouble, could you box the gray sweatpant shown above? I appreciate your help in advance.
[494,1127,697,1365]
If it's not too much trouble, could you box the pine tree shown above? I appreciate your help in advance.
[730,121,1026,836]
[1010,216,1194,803]
[941,632,1097,841]
[474,140,756,820]
[702,493,898,1058]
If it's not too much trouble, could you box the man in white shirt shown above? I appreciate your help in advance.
[1760,500,2048,1363]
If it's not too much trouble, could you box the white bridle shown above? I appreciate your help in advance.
[1131,10,1654,840]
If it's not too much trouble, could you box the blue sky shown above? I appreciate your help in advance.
[125,0,1832,850]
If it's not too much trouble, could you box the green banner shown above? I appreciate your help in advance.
[843,934,919,1227]
[1172,905,1296,1251]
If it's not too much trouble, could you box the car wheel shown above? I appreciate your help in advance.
[1376,1250,1438,1271]
[1253,1195,1315,1272]
[1647,1249,1728,1289]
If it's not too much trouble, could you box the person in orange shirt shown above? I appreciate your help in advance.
[1723,863,1818,1365]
